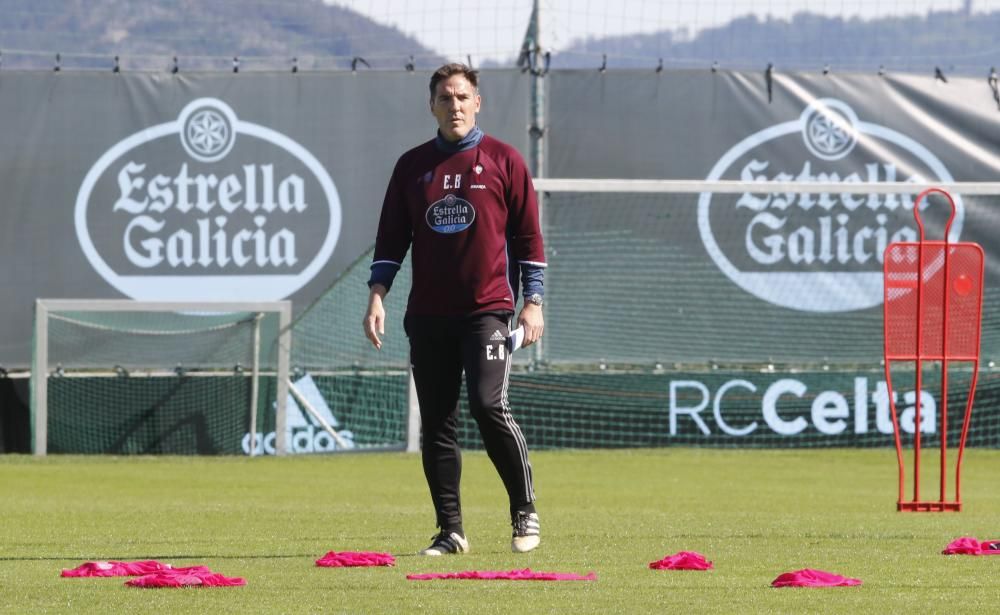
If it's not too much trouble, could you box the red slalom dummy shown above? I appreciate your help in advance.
[316,551,396,567]
[61,560,172,577]
[771,569,862,588]
[407,568,597,581]
[649,551,713,571]
[942,537,1000,555]
[126,567,245,588]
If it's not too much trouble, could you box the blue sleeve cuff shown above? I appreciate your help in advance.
[368,261,401,292]
[520,263,545,298]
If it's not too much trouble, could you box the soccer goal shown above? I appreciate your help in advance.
[31,300,291,456]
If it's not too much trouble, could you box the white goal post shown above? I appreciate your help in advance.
[32,299,292,456]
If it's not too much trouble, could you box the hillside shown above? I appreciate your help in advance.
[554,9,1000,75]
[0,0,442,70]
[1,2,997,75]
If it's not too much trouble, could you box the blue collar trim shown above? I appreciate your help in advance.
[435,125,484,153]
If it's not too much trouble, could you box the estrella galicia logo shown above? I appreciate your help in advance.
[426,194,476,233]
[75,98,342,301]
[698,98,962,313]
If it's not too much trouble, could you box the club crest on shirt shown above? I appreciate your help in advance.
[426,194,476,234]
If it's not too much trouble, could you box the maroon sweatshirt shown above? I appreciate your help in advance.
[372,134,545,316]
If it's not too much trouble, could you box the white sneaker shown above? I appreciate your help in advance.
[511,512,540,553]
[419,531,469,556]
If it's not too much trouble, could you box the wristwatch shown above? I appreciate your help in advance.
[525,293,544,307]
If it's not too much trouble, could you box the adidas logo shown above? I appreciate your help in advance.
[490,330,505,342]
[241,373,355,455]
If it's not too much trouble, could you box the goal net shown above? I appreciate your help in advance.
[289,179,1000,451]
[31,300,290,455]
[289,252,415,453]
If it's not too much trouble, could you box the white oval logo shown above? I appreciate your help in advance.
[698,98,963,313]
[426,194,476,233]
[75,98,341,301]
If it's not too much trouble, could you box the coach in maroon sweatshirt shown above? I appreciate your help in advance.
[363,63,545,556]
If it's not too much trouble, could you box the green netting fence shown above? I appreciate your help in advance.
[31,188,1000,453]
[289,188,1000,451]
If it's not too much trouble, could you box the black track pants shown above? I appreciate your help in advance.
[405,311,535,530]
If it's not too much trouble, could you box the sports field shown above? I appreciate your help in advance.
[2,448,999,613]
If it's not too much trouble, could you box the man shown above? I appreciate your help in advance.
[363,63,546,555]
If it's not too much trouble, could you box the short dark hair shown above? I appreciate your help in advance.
[429,63,479,97]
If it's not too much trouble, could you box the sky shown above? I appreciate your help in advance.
[329,0,994,63]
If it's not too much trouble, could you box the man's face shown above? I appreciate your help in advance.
[430,74,481,142]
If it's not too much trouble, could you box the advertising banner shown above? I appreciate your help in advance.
[543,70,1000,366]
[498,368,1000,449]
[0,70,530,367]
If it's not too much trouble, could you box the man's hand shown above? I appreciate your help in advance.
[363,285,388,349]
[517,303,544,348]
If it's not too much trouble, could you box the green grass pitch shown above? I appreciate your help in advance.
[2,448,999,613]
